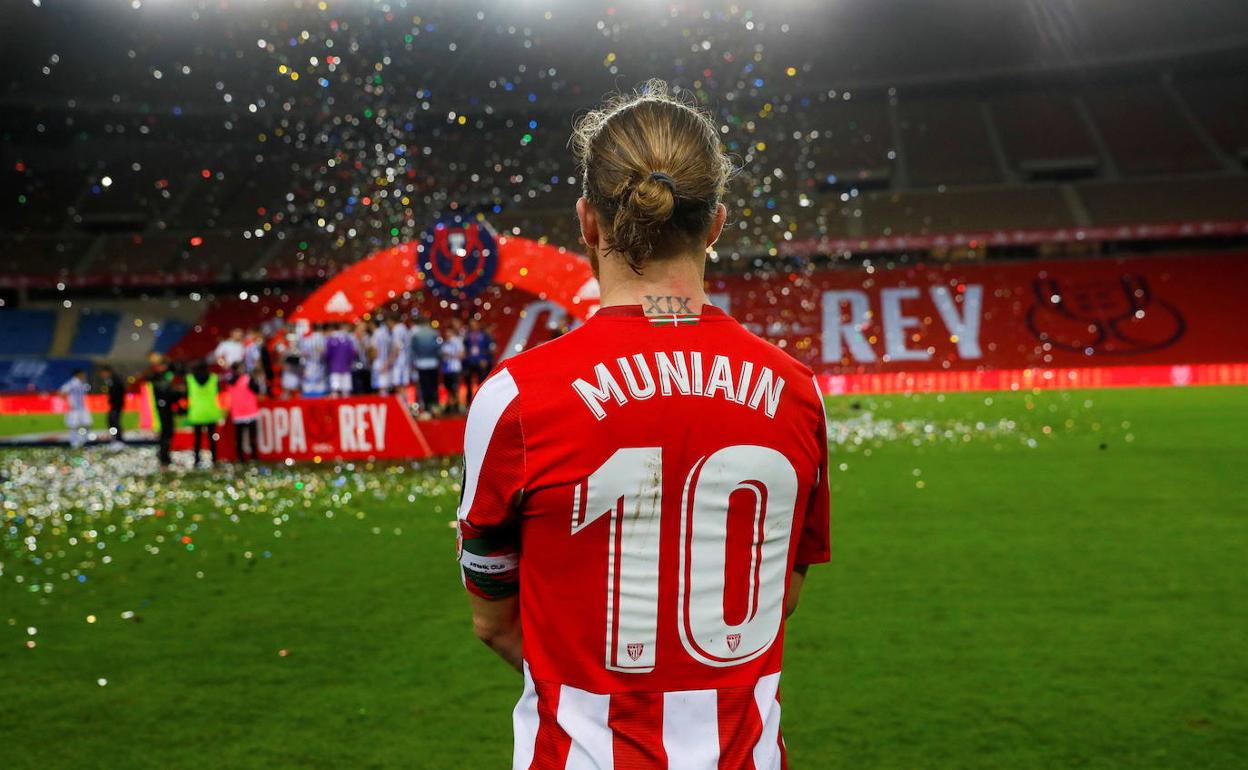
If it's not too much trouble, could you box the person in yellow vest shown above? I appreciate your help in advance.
[186,359,224,468]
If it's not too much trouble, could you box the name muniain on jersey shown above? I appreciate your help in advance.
[571,350,786,420]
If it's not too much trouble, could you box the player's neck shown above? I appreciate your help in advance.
[597,252,710,316]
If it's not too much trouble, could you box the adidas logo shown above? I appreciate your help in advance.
[324,291,353,314]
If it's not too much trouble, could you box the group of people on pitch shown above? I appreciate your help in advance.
[237,314,497,416]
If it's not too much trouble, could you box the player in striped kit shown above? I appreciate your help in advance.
[298,323,329,397]
[458,81,830,769]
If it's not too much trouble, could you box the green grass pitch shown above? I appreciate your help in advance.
[2,386,1245,768]
[0,411,141,438]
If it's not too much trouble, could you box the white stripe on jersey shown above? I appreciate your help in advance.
[458,368,519,521]
[512,663,540,770]
[558,684,614,770]
[662,688,719,769]
[811,375,828,418]
[752,672,783,770]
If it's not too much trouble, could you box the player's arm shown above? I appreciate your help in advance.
[457,369,526,671]
[788,378,832,619]
[469,593,522,672]
[461,514,523,671]
[785,564,809,618]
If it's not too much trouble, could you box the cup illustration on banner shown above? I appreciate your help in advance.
[418,213,499,301]
[1025,274,1185,355]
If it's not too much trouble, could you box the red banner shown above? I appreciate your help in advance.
[709,252,1248,374]
[209,396,465,462]
[818,362,1248,395]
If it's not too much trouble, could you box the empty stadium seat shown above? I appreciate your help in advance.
[804,96,895,176]
[859,186,1076,235]
[153,319,192,354]
[0,236,89,278]
[1077,176,1248,224]
[1179,72,1248,161]
[990,92,1100,176]
[900,97,1001,187]
[69,310,120,355]
[88,234,181,276]
[1086,82,1218,175]
[0,309,57,355]
[179,236,265,280]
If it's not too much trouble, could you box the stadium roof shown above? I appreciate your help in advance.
[4,0,1247,112]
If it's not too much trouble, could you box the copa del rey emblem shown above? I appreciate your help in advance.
[419,215,499,300]
[726,633,742,652]
[626,643,644,661]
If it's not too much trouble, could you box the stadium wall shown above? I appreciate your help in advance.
[709,251,1248,378]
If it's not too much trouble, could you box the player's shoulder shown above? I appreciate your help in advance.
[490,322,594,379]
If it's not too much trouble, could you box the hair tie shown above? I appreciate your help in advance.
[649,171,676,192]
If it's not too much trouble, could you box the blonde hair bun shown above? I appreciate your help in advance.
[572,80,733,273]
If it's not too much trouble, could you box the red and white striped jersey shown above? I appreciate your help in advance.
[458,303,831,770]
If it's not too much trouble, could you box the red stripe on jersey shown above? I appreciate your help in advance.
[530,680,571,770]
[608,495,626,670]
[775,683,787,770]
[717,685,763,770]
[608,691,668,769]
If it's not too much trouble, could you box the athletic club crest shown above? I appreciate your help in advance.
[726,633,742,652]
[626,643,644,661]
[418,214,499,300]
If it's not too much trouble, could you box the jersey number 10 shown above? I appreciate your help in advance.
[571,445,799,674]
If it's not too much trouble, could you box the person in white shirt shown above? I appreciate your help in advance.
[60,369,91,449]
[388,315,412,402]
[242,328,264,376]
[370,318,393,394]
[299,324,329,396]
[440,319,466,414]
[276,325,302,398]
[213,328,246,370]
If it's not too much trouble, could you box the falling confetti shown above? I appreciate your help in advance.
[1,447,462,605]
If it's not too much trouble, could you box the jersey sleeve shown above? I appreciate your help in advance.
[795,377,831,565]
[456,367,526,599]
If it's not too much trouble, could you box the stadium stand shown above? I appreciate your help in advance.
[4,169,83,230]
[153,319,193,355]
[2,1,1245,293]
[989,92,1101,179]
[68,309,121,356]
[0,310,57,355]
[1077,176,1248,224]
[899,96,1002,187]
[1178,72,1248,162]
[179,235,266,281]
[261,231,354,277]
[86,234,180,276]
[1085,82,1220,176]
[166,155,247,230]
[0,236,89,278]
[166,293,306,360]
[858,185,1077,235]
[805,97,895,179]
